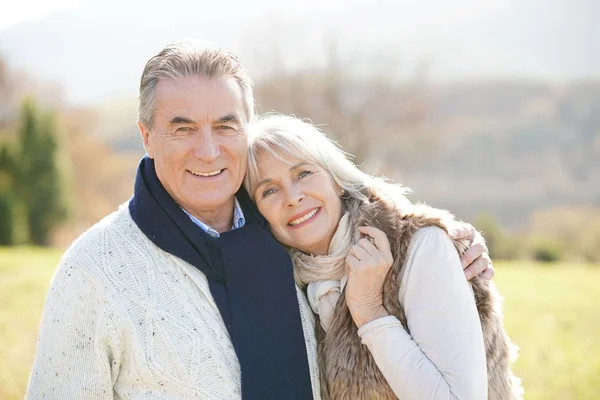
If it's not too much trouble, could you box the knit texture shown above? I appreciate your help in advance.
[26,204,321,399]
[128,157,313,399]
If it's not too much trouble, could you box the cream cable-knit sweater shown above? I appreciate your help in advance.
[26,203,321,400]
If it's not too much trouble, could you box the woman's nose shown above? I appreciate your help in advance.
[285,186,304,207]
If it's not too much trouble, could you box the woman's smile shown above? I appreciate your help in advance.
[253,151,343,255]
[288,207,321,228]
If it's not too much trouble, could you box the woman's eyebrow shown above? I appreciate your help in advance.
[255,177,272,191]
[290,162,312,171]
[255,162,311,192]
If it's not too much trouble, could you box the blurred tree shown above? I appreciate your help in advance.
[0,56,10,127]
[527,206,600,263]
[474,213,524,260]
[0,194,14,244]
[529,237,563,263]
[474,213,506,259]
[253,35,430,171]
[0,144,16,244]
[14,99,66,245]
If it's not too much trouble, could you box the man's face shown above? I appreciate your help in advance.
[139,74,248,217]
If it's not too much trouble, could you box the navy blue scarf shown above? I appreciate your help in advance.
[129,156,312,399]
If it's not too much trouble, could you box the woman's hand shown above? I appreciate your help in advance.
[345,226,394,329]
[449,223,494,281]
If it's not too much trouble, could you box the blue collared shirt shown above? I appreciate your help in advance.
[182,197,246,238]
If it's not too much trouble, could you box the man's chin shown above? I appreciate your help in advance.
[185,192,237,211]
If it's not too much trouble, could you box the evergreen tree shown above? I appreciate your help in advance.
[0,144,15,244]
[30,112,65,244]
[15,99,66,245]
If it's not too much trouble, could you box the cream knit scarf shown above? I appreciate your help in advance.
[291,209,359,332]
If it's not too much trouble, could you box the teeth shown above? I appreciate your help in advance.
[191,169,222,177]
[289,208,319,226]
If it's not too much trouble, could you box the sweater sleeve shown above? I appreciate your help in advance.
[26,258,122,399]
[357,226,487,399]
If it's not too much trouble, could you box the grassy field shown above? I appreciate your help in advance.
[0,247,63,400]
[0,247,599,399]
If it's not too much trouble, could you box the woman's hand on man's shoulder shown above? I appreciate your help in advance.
[449,222,495,281]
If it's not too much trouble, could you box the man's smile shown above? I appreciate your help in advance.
[188,168,225,178]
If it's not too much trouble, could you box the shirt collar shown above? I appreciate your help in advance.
[182,196,246,238]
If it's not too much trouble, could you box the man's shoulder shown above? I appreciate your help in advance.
[70,202,133,242]
[61,202,147,269]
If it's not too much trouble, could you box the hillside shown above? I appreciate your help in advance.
[406,81,600,227]
[92,80,600,229]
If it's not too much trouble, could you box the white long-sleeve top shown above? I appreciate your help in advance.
[26,204,321,400]
[357,226,488,399]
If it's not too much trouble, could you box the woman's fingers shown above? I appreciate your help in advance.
[358,226,393,265]
[480,263,495,281]
[350,243,370,261]
[460,242,488,270]
[345,227,395,329]
[358,226,392,254]
[357,238,376,255]
[464,252,493,281]
[345,254,359,271]
[449,222,477,243]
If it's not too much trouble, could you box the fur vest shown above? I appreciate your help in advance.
[313,192,523,399]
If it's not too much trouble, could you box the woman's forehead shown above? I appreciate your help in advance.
[257,147,304,168]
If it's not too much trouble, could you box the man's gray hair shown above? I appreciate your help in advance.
[138,40,255,129]
[244,114,411,204]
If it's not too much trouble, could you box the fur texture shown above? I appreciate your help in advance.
[315,190,523,399]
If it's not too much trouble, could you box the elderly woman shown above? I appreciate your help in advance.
[244,115,522,399]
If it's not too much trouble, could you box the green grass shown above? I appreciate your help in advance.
[0,249,598,399]
[0,247,62,400]
[494,261,600,400]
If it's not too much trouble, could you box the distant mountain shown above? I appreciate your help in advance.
[91,79,600,229]
[1,0,599,104]
[405,80,600,227]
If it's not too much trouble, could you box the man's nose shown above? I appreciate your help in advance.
[194,129,220,162]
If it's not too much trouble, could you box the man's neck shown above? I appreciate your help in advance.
[185,200,235,234]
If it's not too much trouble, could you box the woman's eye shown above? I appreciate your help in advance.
[176,127,191,132]
[298,170,313,179]
[261,188,276,198]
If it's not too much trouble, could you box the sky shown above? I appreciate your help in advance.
[0,0,80,29]
[1,0,598,104]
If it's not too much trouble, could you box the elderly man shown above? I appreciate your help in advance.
[26,41,492,399]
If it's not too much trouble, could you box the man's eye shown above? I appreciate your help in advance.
[261,188,276,198]
[219,125,235,131]
[176,127,191,132]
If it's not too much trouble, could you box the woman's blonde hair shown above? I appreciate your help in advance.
[244,114,410,205]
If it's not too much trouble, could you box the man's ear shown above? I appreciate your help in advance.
[138,121,154,158]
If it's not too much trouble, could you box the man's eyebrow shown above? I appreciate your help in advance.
[168,116,195,125]
[215,114,240,124]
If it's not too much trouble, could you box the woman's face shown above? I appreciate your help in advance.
[253,150,343,255]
